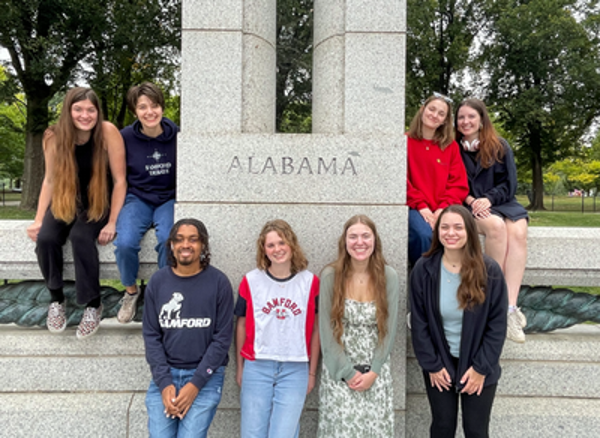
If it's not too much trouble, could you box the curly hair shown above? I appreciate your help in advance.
[455,99,504,168]
[255,219,308,275]
[166,218,211,270]
[425,205,487,309]
[407,95,455,150]
[327,215,389,345]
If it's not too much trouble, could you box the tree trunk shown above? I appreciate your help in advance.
[20,96,49,211]
[528,125,545,211]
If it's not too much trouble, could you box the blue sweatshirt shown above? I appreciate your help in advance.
[143,265,234,392]
[121,117,178,206]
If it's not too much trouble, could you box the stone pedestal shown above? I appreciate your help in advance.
[179,0,407,436]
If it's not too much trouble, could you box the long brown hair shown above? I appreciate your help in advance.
[425,205,487,309]
[48,88,108,222]
[255,219,308,275]
[328,215,389,345]
[455,99,504,168]
[407,96,455,150]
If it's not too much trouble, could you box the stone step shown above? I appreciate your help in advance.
[407,325,600,399]
[407,395,600,438]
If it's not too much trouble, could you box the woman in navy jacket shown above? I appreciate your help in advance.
[455,99,528,344]
[410,205,507,438]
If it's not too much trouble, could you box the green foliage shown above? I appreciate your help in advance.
[276,0,312,133]
[548,158,600,193]
[0,67,25,183]
[406,0,485,120]
[480,0,600,209]
[85,0,181,129]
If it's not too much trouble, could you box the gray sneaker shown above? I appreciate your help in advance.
[515,307,527,328]
[117,287,140,324]
[76,305,103,340]
[507,311,526,343]
[47,301,67,333]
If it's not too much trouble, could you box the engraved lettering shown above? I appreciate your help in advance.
[318,157,337,175]
[297,157,313,175]
[228,156,242,173]
[261,157,277,174]
[341,158,357,176]
[248,157,260,174]
[282,157,294,175]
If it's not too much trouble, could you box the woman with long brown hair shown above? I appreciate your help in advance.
[455,99,528,343]
[407,94,469,266]
[318,215,399,437]
[410,205,508,438]
[26,87,126,339]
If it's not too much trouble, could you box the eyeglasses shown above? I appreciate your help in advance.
[433,92,453,104]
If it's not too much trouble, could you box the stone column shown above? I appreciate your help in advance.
[179,0,407,436]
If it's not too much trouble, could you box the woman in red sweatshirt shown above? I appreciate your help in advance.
[406,94,469,265]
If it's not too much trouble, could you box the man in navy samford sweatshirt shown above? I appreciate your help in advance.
[143,219,234,437]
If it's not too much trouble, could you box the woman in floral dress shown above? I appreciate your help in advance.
[318,215,400,437]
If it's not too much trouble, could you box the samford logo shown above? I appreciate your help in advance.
[159,292,212,329]
[262,297,302,317]
[160,318,212,329]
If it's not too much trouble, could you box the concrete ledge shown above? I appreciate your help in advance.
[0,220,159,280]
[2,222,599,286]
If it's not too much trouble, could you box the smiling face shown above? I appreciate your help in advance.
[135,95,164,133]
[421,98,449,133]
[438,212,468,251]
[171,224,203,267]
[264,230,292,268]
[345,222,375,263]
[457,105,481,142]
[70,99,99,134]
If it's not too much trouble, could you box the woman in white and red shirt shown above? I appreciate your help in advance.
[235,219,320,438]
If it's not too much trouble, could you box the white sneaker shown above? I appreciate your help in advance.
[507,311,526,343]
[117,287,140,324]
[515,307,527,328]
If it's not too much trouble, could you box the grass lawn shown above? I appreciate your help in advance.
[0,206,35,220]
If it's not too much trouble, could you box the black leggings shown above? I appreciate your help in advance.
[423,371,497,438]
[36,208,107,305]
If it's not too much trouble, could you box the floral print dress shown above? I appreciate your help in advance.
[318,299,394,437]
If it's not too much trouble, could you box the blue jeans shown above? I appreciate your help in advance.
[114,193,174,286]
[240,360,308,438]
[145,366,225,438]
[409,208,433,266]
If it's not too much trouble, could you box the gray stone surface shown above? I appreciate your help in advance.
[182,0,243,30]
[312,35,345,134]
[181,31,243,133]
[242,34,276,133]
[176,134,406,204]
[0,220,158,280]
[313,0,345,47]
[346,0,406,32]
[345,33,406,134]
[407,395,600,438]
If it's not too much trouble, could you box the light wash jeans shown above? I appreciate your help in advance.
[114,193,174,286]
[145,366,225,438]
[240,359,308,438]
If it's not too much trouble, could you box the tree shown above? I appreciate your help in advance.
[276,0,312,133]
[479,0,600,210]
[406,0,485,119]
[86,0,180,129]
[0,0,106,209]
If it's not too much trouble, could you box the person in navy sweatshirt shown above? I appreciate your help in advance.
[143,218,234,438]
[114,82,178,323]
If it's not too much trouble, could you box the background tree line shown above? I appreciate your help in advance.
[1,0,599,211]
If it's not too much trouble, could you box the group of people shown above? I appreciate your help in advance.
[24,87,529,437]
